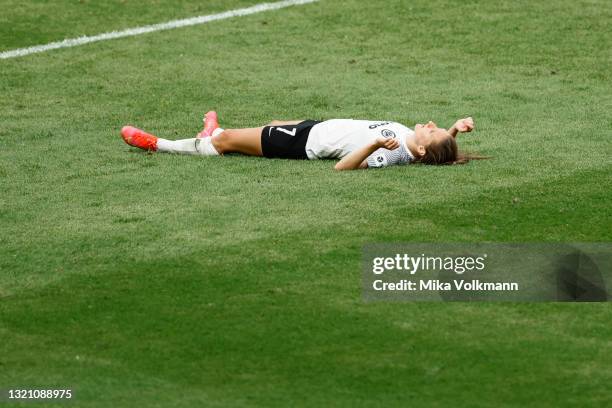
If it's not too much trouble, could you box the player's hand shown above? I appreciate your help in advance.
[453,117,475,133]
[375,136,400,150]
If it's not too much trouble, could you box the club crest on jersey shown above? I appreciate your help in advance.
[381,129,396,138]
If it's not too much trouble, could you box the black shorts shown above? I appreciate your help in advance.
[261,120,320,160]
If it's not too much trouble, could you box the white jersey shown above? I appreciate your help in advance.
[305,119,415,168]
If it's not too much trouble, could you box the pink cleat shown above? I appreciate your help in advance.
[121,126,158,151]
[196,111,219,138]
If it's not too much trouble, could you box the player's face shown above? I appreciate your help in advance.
[414,121,450,146]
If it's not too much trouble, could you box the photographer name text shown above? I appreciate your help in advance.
[372,279,519,291]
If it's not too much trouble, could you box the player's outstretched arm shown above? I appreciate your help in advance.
[448,117,475,138]
[334,137,400,171]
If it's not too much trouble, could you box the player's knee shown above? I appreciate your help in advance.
[212,129,232,153]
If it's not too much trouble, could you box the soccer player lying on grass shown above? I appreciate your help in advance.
[120,112,476,169]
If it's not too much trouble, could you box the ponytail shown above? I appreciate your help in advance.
[418,136,488,165]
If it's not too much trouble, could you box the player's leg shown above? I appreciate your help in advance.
[121,126,200,154]
[211,128,264,156]
[121,125,263,156]
[267,120,303,126]
[204,120,307,156]
[120,126,200,155]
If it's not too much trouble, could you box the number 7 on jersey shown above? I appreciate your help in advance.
[274,127,297,137]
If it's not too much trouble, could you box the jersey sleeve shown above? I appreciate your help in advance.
[366,146,410,168]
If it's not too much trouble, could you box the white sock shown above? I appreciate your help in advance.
[212,128,224,137]
[157,138,199,155]
[195,136,220,156]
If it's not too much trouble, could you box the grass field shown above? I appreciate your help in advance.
[1,0,611,406]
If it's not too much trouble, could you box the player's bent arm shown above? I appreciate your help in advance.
[448,125,459,138]
[335,137,400,171]
[448,117,475,138]
[334,143,378,170]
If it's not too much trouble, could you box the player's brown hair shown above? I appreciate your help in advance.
[419,135,486,165]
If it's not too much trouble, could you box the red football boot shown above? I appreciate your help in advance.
[196,111,219,138]
[121,126,158,151]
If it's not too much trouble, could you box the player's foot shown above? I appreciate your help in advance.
[121,126,158,151]
[196,111,219,138]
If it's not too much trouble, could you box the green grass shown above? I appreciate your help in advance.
[1,0,611,406]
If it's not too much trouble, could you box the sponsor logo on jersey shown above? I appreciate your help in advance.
[369,121,391,129]
[371,154,388,167]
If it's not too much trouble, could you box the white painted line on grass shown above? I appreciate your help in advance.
[0,0,319,60]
